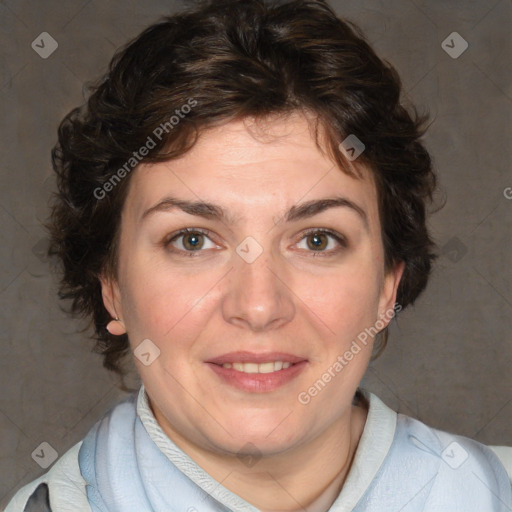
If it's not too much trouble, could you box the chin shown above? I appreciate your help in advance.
[209,412,304,452]
[209,431,301,460]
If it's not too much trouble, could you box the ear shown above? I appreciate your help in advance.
[377,260,405,328]
[99,274,126,336]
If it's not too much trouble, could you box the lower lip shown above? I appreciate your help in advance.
[206,361,308,393]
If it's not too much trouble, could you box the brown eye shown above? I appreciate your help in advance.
[306,232,328,251]
[181,232,205,251]
[165,228,218,255]
[296,229,347,254]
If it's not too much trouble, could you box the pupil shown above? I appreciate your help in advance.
[309,233,326,250]
[185,233,202,250]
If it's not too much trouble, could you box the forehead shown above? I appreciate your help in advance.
[125,113,380,227]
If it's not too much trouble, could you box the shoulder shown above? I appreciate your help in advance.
[393,413,512,508]
[489,445,512,483]
[4,393,138,512]
[3,442,91,512]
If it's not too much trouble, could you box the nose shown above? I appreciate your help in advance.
[221,246,295,332]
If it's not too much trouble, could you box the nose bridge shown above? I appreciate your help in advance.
[221,240,295,331]
[239,248,277,299]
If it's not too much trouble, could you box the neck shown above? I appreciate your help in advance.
[152,397,368,512]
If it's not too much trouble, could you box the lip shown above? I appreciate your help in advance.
[206,351,307,365]
[205,352,309,393]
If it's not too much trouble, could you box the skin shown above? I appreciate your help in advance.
[101,112,404,511]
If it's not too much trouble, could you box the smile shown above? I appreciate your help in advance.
[221,361,293,373]
[206,360,308,393]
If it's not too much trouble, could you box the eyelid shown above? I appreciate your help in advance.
[294,228,348,253]
[164,228,220,253]
[298,227,347,243]
[164,227,214,242]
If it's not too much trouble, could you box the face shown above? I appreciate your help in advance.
[101,113,403,457]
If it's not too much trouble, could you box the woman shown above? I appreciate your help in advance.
[5,0,512,510]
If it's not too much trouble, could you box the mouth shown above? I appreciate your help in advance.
[219,361,295,373]
[205,351,308,392]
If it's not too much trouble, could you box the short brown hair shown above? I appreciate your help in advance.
[48,0,437,375]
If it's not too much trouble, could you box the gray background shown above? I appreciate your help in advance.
[1,0,511,506]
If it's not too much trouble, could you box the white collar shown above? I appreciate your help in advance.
[137,386,398,511]
[330,389,397,511]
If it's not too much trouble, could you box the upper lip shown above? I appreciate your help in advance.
[206,351,307,365]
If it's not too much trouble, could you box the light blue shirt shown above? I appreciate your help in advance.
[5,387,512,511]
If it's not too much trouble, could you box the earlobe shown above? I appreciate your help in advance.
[100,275,126,335]
[106,318,126,336]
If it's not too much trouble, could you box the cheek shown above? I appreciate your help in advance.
[119,259,220,342]
[294,263,382,330]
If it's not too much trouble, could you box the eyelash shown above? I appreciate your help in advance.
[163,228,217,258]
[163,228,347,258]
[297,228,347,257]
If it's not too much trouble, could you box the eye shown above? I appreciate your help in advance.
[295,229,347,255]
[164,228,219,255]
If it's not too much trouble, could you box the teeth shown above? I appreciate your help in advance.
[244,363,259,374]
[221,361,294,373]
[258,362,275,374]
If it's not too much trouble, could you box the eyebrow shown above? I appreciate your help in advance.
[141,195,368,229]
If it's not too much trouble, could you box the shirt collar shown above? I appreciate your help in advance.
[136,385,397,511]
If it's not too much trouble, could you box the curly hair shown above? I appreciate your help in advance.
[48,0,437,376]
